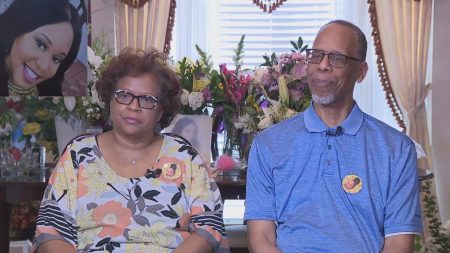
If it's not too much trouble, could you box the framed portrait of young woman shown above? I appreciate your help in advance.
[164,114,213,165]
[0,0,88,96]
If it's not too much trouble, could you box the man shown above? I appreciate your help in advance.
[244,20,422,253]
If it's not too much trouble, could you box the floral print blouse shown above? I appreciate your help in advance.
[33,134,229,253]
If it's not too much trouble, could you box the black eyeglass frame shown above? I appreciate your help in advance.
[113,89,159,109]
[305,49,363,68]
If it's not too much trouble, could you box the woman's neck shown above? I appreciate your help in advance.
[111,130,160,152]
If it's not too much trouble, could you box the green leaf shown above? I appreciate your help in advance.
[244,106,257,116]
[300,44,308,53]
[297,37,303,50]
[263,55,270,62]
[291,50,296,53]
[290,41,299,50]
[223,104,235,111]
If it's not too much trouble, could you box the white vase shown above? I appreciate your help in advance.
[54,115,86,156]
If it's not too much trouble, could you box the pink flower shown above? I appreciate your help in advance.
[292,61,307,79]
[215,105,224,115]
[221,63,235,76]
[232,91,242,104]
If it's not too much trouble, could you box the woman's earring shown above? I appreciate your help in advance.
[108,117,113,126]
[154,121,162,134]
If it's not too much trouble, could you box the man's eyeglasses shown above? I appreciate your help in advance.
[305,49,362,68]
[113,89,159,109]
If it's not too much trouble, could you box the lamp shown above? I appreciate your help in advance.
[251,0,287,13]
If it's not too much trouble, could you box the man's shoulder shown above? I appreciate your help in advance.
[363,114,412,141]
[362,113,414,151]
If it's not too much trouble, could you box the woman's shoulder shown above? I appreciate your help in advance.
[64,134,98,153]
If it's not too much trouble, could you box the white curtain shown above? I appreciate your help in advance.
[335,0,400,129]
[172,0,209,61]
[114,0,171,52]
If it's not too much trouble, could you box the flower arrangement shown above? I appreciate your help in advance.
[172,35,312,168]
[19,97,61,158]
[174,46,215,115]
[216,36,312,163]
[252,36,311,130]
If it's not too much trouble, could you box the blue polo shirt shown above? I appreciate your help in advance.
[244,102,422,253]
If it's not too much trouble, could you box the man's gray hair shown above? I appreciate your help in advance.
[319,20,367,61]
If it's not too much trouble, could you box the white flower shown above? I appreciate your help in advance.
[252,68,266,84]
[81,97,86,101]
[86,108,93,114]
[258,107,274,130]
[52,97,61,104]
[180,89,190,106]
[188,92,204,110]
[87,46,103,69]
[82,100,89,106]
[64,97,76,112]
[90,83,105,108]
[0,123,12,137]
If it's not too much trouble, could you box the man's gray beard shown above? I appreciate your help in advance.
[312,89,337,105]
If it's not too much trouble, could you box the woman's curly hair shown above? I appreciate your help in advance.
[96,47,181,128]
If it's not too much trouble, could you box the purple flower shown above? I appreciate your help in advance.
[262,73,277,88]
[196,72,206,79]
[202,89,212,101]
[290,89,304,102]
[215,105,224,115]
[241,134,248,149]
[216,119,225,134]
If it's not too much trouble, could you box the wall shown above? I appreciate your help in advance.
[432,0,450,223]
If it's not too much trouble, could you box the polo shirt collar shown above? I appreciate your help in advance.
[304,101,364,135]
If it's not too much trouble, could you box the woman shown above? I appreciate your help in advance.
[172,117,200,148]
[0,0,82,96]
[33,48,230,253]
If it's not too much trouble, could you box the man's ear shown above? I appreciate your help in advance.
[356,61,369,83]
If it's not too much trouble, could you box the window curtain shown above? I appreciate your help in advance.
[114,0,172,53]
[335,0,399,129]
[172,0,209,61]
[371,0,435,241]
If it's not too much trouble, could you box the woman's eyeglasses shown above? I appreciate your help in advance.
[113,89,159,109]
[305,49,362,68]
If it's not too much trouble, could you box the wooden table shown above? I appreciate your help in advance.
[0,170,247,253]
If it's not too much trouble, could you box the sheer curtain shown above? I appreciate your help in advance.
[335,0,399,129]
[171,0,209,61]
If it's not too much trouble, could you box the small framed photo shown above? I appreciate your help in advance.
[164,115,212,165]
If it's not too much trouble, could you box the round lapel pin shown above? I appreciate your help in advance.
[162,162,182,180]
[342,175,362,194]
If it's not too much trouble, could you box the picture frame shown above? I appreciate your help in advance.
[163,114,213,165]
